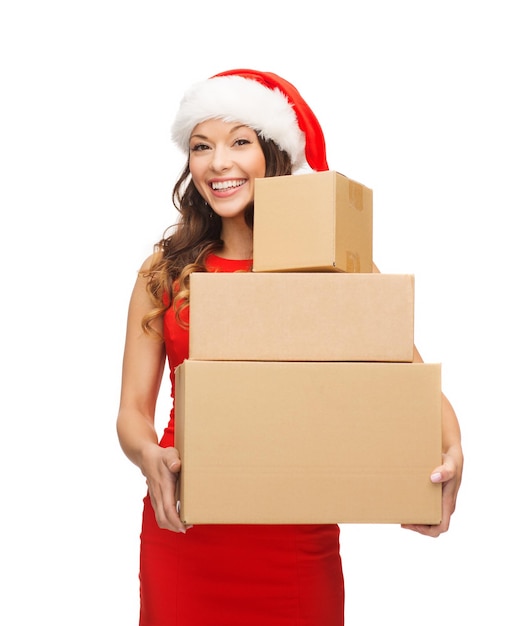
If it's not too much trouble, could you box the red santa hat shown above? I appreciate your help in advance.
[171,68,328,172]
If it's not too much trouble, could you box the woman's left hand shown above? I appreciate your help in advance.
[401,445,463,537]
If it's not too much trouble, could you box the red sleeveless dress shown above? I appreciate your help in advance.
[139,254,344,626]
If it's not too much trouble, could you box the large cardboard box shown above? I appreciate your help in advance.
[189,272,415,362]
[253,170,373,273]
[175,361,442,525]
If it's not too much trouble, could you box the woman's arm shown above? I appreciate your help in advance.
[116,255,187,533]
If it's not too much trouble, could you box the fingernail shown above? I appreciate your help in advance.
[431,472,442,483]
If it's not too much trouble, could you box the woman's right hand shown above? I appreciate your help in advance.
[141,443,188,533]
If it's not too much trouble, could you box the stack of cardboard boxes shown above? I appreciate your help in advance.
[175,171,442,526]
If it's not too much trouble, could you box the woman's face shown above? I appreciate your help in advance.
[188,118,266,220]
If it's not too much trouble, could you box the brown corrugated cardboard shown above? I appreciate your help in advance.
[189,272,415,362]
[253,170,373,273]
[175,361,442,525]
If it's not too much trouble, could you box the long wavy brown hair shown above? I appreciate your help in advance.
[141,134,292,337]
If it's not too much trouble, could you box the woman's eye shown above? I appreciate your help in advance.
[234,138,251,146]
[190,143,210,152]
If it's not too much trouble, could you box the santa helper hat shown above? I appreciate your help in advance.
[171,69,329,172]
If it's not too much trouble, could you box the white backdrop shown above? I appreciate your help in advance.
[1,1,530,624]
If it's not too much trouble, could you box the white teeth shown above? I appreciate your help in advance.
[211,180,245,190]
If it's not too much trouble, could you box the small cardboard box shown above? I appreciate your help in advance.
[253,170,373,273]
[175,361,442,525]
[189,272,415,362]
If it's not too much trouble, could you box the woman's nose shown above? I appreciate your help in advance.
[210,145,231,172]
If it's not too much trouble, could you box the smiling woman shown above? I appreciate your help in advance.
[115,68,463,626]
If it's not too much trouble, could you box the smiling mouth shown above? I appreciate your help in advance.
[210,179,246,191]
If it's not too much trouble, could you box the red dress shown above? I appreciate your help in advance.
[139,254,344,626]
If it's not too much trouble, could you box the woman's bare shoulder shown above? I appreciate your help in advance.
[138,250,164,273]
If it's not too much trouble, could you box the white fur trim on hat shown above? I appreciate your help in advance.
[170,75,306,169]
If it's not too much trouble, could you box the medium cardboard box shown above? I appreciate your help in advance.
[175,361,442,525]
[189,272,415,362]
[253,170,373,273]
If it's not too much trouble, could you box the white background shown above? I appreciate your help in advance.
[1,1,530,624]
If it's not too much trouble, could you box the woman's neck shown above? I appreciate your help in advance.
[219,220,253,260]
